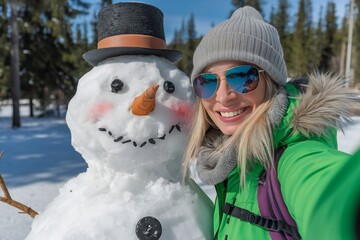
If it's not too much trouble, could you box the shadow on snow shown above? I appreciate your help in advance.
[0,116,87,187]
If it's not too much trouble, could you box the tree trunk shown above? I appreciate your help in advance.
[55,91,60,118]
[29,97,34,117]
[10,0,21,128]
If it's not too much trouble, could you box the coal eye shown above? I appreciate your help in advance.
[163,81,175,93]
[111,79,124,93]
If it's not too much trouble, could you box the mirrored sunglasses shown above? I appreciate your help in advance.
[192,65,264,99]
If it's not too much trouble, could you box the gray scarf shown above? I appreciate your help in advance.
[196,87,288,185]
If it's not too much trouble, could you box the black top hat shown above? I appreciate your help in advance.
[83,2,182,65]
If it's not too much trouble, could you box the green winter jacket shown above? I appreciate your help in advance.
[213,74,360,240]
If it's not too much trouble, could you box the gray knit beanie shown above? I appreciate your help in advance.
[191,6,287,86]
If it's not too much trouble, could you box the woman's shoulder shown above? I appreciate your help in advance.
[280,139,350,167]
[278,143,359,239]
[277,139,351,197]
[305,147,360,239]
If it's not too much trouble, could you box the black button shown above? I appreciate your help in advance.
[135,216,162,240]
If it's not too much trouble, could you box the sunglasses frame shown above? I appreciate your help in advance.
[192,65,264,99]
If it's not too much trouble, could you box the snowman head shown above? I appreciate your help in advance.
[67,3,193,178]
[66,55,194,176]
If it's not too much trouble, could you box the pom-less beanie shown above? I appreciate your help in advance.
[191,6,287,86]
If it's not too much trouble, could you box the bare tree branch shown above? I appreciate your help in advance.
[0,151,38,218]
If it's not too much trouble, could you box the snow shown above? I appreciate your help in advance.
[338,118,360,153]
[1,73,360,239]
[0,114,87,240]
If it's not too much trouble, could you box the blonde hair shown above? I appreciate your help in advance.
[183,73,279,187]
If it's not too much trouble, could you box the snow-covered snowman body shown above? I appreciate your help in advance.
[26,55,212,240]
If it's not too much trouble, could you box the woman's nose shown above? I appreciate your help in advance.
[215,76,235,103]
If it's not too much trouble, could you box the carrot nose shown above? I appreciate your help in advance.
[131,84,159,116]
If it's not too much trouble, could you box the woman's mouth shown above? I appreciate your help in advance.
[219,107,248,118]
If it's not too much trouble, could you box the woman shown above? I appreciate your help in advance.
[183,6,359,240]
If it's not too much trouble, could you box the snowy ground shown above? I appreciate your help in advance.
[0,104,359,240]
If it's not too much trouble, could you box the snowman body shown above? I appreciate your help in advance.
[26,55,213,240]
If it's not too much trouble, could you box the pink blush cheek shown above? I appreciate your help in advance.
[88,102,114,122]
[170,102,194,122]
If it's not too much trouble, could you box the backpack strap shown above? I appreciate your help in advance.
[258,146,301,240]
[218,147,301,239]
[223,202,300,238]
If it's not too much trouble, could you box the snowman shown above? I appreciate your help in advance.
[26,3,213,240]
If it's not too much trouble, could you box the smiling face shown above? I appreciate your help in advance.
[66,55,193,173]
[200,61,267,135]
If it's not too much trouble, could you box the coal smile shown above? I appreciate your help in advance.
[98,124,182,148]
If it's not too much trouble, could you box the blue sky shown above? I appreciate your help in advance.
[87,0,348,42]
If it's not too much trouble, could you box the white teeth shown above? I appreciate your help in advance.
[220,108,246,118]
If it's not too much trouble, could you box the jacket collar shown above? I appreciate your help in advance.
[274,73,356,148]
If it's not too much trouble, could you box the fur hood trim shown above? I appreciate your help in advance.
[290,72,358,138]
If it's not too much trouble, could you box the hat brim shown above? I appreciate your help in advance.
[83,47,183,66]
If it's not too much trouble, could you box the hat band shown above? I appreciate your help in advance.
[98,34,167,49]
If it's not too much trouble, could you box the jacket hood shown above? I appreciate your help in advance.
[274,73,358,148]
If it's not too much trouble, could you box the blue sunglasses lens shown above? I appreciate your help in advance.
[226,65,260,94]
[192,65,260,99]
[193,73,218,99]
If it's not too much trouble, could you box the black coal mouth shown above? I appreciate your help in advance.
[98,123,182,148]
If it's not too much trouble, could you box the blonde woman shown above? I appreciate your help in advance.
[183,6,359,240]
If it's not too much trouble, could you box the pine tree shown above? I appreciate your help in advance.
[230,0,264,17]
[10,0,21,128]
[169,18,189,73]
[329,1,340,73]
[319,1,338,72]
[338,14,348,77]
[314,6,325,72]
[273,0,291,69]
[11,0,90,116]
[303,0,316,72]
[21,1,35,117]
[0,0,9,100]
[90,10,98,49]
[269,5,276,26]
[82,22,89,47]
[171,29,181,49]
[185,14,196,75]
[289,0,308,76]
